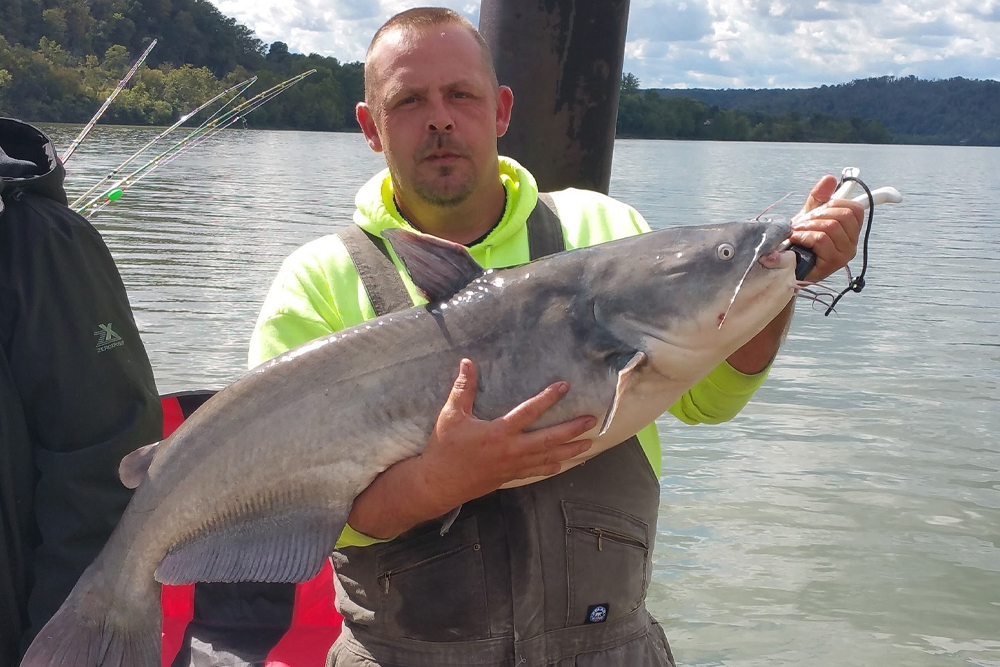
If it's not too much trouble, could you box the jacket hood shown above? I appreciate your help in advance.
[0,117,68,207]
[353,156,539,262]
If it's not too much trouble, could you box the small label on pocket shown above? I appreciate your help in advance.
[585,603,609,624]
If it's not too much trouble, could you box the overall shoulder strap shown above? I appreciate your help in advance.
[337,226,414,317]
[340,193,565,316]
[526,193,566,260]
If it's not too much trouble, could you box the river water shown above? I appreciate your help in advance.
[45,125,999,666]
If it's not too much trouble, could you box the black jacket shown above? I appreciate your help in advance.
[0,118,161,666]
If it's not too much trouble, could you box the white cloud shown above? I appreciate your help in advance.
[628,0,1000,87]
[209,0,1000,87]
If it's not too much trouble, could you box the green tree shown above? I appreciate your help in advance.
[41,8,68,44]
[102,43,129,73]
[38,37,73,67]
[0,67,12,108]
[621,72,640,95]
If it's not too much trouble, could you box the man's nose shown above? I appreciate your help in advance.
[426,97,454,132]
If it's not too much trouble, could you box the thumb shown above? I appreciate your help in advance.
[446,358,478,416]
[799,174,838,215]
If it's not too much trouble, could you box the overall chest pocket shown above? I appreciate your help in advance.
[374,515,489,641]
[563,501,651,627]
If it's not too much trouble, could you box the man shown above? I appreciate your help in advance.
[249,8,863,666]
[0,118,162,666]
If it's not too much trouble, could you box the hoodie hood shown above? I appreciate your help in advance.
[353,156,539,263]
[0,118,68,209]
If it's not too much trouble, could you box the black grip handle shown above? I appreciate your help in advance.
[790,245,816,281]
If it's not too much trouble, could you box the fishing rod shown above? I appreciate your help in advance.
[70,76,258,210]
[62,40,158,164]
[147,75,301,172]
[78,70,314,218]
[76,70,316,218]
[157,70,316,159]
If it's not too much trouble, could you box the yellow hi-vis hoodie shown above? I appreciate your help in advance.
[249,157,769,546]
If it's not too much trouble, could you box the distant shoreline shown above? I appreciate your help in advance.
[34,121,993,149]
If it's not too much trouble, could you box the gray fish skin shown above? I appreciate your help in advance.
[21,219,796,667]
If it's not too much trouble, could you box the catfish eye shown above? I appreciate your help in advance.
[717,243,735,260]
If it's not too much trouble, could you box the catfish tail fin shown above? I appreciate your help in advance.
[20,571,161,667]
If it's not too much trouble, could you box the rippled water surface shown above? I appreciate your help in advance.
[46,126,1000,666]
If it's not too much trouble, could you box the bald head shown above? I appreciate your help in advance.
[364,7,499,108]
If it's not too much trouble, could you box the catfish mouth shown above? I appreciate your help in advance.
[758,246,794,270]
[740,220,795,279]
[717,222,795,329]
[756,222,795,270]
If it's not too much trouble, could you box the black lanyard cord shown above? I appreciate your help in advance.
[823,175,875,316]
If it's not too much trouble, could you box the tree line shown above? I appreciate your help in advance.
[0,0,363,131]
[1,0,982,145]
[617,73,892,143]
[654,76,1000,146]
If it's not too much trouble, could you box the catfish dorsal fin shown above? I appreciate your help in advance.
[119,440,161,489]
[382,228,485,303]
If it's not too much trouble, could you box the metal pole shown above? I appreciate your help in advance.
[480,0,630,194]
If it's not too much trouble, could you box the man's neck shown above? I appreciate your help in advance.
[395,181,507,246]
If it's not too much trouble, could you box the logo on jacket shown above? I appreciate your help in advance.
[585,604,609,624]
[95,323,124,353]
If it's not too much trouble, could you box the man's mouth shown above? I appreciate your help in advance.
[422,152,464,163]
[418,135,469,163]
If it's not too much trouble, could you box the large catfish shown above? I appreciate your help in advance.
[22,219,797,666]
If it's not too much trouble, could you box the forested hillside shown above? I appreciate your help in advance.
[0,0,989,144]
[617,74,891,144]
[654,77,1000,146]
[0,0,364,130]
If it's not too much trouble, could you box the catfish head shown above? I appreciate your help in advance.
[587,219,797,385]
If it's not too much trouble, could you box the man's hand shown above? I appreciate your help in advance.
[727,174,866,374]
[347,359,595,540]
[792,174,865,282]
[418,358,596,507]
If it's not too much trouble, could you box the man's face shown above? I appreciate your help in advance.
[358,25,512,208]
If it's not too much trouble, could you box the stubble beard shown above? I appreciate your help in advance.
[412,164,476,206]
[405,134,477,207]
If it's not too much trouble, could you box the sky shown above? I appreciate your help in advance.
[208,0,1000,89]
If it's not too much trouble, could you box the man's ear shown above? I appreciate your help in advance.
[356,102,383,152]
[495,85,513,138]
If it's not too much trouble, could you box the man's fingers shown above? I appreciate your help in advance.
[791,201,864,281]
[446,358,477,415]
[793,214,855,257]
[795,200,863,232]
[793,232,855,280]
[503,381,571,431]
[799,174,838,215]
[513,439,594,480]
[519,415,597,452]
[828,201,865,243]
[542,437,593,463]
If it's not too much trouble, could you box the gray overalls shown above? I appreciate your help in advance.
[330,196,675,667]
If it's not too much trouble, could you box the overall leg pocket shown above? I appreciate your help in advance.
[563,501,650,627]
[375,516,489,641]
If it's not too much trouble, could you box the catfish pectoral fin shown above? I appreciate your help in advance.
[155,506,348,585]
[599,351,648,436]
[439,504,463,535]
